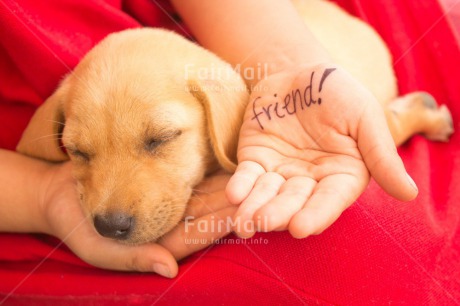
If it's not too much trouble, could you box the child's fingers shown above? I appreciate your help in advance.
[226,161,265,205]
[185,190,231,219]
[66,225,179,277]
[253,176,316,232]
[192,172,231,195]
[56,194,179,277]
[67,199,237,278]
[357,103,418,201]
[159,206,237,261]
[288,174,364,238]
[232,172,285,238]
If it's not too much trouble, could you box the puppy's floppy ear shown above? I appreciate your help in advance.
[187,71,249,173]
[16,77,70,161]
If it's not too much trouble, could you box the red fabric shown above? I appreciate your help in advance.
[1,0,459,304]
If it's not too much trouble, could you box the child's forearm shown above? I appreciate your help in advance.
[0,149,50,233]
[171,0,331,88]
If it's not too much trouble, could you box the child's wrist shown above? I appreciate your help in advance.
[36,164,57,235]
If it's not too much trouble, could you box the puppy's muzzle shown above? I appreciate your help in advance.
[93,213,133,240]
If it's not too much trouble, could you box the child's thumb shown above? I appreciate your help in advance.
[357,104,418,201]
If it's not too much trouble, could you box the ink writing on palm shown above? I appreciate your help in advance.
[226,65,417,238]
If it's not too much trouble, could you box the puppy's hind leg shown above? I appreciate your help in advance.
[384,92,454,146]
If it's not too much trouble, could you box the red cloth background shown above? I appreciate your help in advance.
[1,0,459,304]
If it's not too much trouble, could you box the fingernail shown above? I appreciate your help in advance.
[153,263,172,278]
[235,231,255,239]
[406,173,418,192]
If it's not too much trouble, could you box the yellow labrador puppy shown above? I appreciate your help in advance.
[17,0,452,244]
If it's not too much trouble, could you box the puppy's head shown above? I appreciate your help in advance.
[17,29,248,244]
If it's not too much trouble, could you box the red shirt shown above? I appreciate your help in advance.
[1,0,459,304]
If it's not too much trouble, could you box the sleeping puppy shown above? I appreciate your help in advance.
[17,29,247,244]
[17,0,453,244]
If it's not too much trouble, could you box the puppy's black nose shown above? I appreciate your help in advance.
[93,213,133,240]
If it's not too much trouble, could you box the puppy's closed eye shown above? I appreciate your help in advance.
[145,138,164,152]
[144,130,182,154]
[68,148,91,162]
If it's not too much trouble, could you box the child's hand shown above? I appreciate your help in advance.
[41,163,235,277]
[226,64,418,238]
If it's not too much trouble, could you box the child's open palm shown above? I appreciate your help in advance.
[226,64,418,238]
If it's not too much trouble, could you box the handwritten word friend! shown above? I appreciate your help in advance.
[251,68,336,130]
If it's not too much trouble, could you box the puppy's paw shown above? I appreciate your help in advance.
[417,92,437,109]
[423,104,454,142]
[402,92,454,142]
[389,91,454,143]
